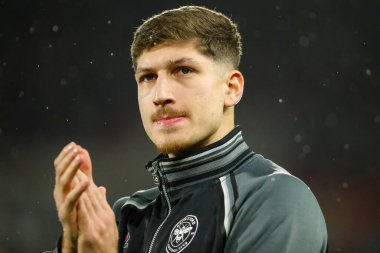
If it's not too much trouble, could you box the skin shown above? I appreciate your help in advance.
[53,143,118,253]
[53,143,89,253]
[135,41,244,157]
[52,40,244,252]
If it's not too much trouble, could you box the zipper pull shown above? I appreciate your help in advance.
[151,161,160,185]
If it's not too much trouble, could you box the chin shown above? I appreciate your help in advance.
[155,140,184,155]
[154,136,196,156]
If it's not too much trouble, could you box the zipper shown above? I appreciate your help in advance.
[147,161,172,253]
[151,161,160,185]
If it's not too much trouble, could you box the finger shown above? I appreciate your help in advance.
[97,186,112,211]
[54,142,76,167]
[78,189,97,223]
[77,195,90,227]
[61,179,89,215]
[76,166,110,218]
[76,170,102,212]
[77,146,93,181]
[85,181,103,213]
[98,186,106,198]
[76,169,95,187]
[55,146,80,179]
[59,154,82,190]
[77,170,110,212]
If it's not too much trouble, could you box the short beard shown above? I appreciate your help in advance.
[156,130,215,157]
[155,139,190,157]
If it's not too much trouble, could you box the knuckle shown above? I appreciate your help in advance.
[66,192,76,203]
[107,212,116,222]
[83,233,97,244]
[58,177,67,186]
[98,222,107,232]
[55,164,63,174]
[58,208,67,220]
[53,190,58,199]
[102,216,115,227]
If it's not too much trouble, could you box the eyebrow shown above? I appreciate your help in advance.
[135,57,200,74]
[169,57,199,65]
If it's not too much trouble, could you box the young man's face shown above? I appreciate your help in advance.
[135,41,235,157]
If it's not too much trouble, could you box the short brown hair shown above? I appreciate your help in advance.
[131,6,242,70]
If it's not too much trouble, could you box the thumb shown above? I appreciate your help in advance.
[77,145,93,181]
[97,186,113,211]
[98,186,107,198]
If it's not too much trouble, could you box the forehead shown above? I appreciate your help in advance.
[135,41,213,71]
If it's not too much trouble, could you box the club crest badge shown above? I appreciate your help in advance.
[166,215,198,253]
[123,232,130,249]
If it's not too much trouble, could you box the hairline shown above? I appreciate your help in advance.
[133,39,235,73]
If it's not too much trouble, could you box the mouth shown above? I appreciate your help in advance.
[151,107,188,127]
[154,116,185,126]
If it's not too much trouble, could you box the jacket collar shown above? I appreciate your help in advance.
[146,126,254,192]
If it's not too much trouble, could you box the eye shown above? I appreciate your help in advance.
[140,73,157,83]
[175,67,193,75]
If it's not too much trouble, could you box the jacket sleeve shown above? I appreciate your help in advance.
[42,235,61,253]
[224,173,328,253]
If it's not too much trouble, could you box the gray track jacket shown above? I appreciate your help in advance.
[113,127,328,253]
[45,127,328,253]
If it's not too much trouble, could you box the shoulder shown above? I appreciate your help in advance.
[234,154,323,217]
[112,187,159,221]
[227,154,328,252]
[258,173,319,215]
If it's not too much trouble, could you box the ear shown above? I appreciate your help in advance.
[224,70,244,107]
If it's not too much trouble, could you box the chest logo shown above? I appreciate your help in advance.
[123,232,130,249]
[166,215,198,253]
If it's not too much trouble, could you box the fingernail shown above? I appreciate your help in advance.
[75,155,81,161]
[73,148,78,153]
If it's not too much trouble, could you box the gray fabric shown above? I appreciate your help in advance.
[43,129,327,253]
[224,155,328,253]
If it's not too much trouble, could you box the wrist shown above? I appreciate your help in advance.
[62,230,77,253]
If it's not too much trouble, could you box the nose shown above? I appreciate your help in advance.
[153,74,175,106]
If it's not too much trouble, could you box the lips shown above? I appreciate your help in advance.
[151,107,188,127]
[155,116,184,126]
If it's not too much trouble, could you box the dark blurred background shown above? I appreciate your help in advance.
[0,0,379,252]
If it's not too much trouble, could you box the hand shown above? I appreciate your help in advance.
[76,171,118,253]
[76,145,93,182]
[53,142,91,253]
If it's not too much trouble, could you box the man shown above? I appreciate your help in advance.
[47,6,328,253]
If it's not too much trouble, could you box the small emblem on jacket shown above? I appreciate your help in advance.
[123,232,130,249]
[166,215,198,253]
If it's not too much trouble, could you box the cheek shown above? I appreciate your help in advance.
[137,85,151,99]
[138,97,151,128]
[138,91,149,113]
[194,89,224,118]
